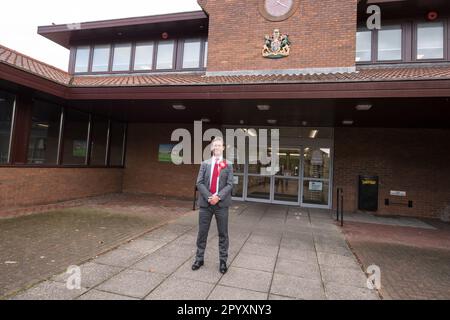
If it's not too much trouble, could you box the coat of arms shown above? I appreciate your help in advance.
[262,29,291,59]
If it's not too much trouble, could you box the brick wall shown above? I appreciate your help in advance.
[200,0,357,73]
[122,123,200,199]
[0,168,123,209]
[333,128,450,219]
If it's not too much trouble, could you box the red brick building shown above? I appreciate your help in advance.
[0,0,449,219]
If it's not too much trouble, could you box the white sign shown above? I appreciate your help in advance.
[309,181,323,191]
[390,190,406,197]
[233,176,239,185]
[311,150,323,166]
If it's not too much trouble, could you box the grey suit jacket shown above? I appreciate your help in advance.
[196,159,234,208]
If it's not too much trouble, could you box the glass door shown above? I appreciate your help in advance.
[301,147,332,208]
[272,148,301,204]
[244,147,301,204]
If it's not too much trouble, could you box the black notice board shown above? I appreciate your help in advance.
[358,176,379,211]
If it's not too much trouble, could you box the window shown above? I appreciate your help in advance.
[156,40,175,70]
[134,42,154,71]
[27,100,61,165]
[112,43,132,71]
[204,41,208,68]
[0,91,15,164]
[72,37,208,74]
[74,46,90,73]
[92,44,111,72]
[417,22,444,60]
[62,109,89,165]
[378,26,402,61]
[356,31,372,62]
[109,121,125,166]
[182,39,201,69]
[89,117,108,166]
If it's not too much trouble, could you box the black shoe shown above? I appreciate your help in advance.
[192,260,204,271]
[219,261,228,274]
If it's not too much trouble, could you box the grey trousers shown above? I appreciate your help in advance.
[195,205,229,263]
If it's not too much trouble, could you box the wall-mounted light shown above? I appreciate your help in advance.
[172,104,186,110]
[355,104,372,111]
[309,130,319,138]
[267,119,277,125]
[342,120,354,125]
[257,105,271,111]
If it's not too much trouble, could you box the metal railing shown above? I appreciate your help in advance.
[336,187,344,227]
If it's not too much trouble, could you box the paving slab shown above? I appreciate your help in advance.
[146,276,214,300]
[208,285,267,300]
[274,258,321,280]
[324,282,380,300]
[77,289,138,300]
[321,266,369,289]
[52,262,122,289]
[219,267,272,293]
[232,253,277,272]
[91,249,147,268]
[131,253,188,274]
[172,260,224,284]
[270,274,325,300]
[96,269,166,299]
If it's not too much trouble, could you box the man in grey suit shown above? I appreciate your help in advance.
[192,137,234,274]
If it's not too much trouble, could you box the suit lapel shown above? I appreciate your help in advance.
[205,160,212,189]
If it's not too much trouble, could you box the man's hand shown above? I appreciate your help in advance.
[208,195,220,206]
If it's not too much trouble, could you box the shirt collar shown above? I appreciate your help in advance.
[211,155,223,163]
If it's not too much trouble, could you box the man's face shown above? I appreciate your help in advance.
[211,140,225,157]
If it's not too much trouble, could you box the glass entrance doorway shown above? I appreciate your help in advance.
[230,128,333,209]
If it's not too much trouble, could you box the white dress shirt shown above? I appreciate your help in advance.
[210,155,223,196]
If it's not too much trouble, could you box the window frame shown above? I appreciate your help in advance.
[356,17,449,65]
[111,42,133,72]
[0,89,127,169]
[132,41,155,72]
[413,19,448,62]
[356,28,373,63]
[180,38,204,70]
[90,43,112,73]
[375,24,405,62]
[72,37,208,75]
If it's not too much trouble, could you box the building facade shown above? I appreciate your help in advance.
[0,0,449,219]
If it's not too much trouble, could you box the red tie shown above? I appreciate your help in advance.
[210,160,220,194]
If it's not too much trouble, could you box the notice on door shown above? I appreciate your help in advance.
[309,181,323,191]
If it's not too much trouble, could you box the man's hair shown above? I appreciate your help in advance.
[211,136,224,145]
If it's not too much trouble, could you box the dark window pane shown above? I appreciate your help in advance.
[109,121,125,166]
[182,39,201,68]
[74,46,90,73]
[62,109,89,165]
[92,45,111,72]
[89,117,108,166]
[356,31,372,62]
[27,100,61,164]
[378,26,402,61]
[134,42,154,71]
[156,40,175,70]
[112,43,132,71]
[0,91,15,164]
[417,22,444,60]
